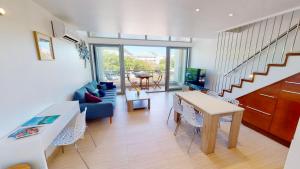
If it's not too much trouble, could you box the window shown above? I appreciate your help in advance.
[89,32,192,43]
[89,32,119,39]
[147,35,169,41]
[170,36,191,42]
[120,34,146,40]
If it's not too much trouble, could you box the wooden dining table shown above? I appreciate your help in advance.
[175,91,244,154]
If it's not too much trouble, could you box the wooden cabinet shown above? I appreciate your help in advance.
[270,99,300,142]
[238,73,300,146]
[243,106,272,131]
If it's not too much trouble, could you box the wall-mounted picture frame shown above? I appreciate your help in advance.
[33,31,55,60]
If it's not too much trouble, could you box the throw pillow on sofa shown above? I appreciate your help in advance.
[100,82,114,89]
[85,92,102,103]
[97,84,107,90]
[86,88,100,97]
[98,89,106,97]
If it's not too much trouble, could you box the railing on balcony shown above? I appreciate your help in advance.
[102,69,182,89]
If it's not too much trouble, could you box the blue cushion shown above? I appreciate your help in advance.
[102,99,116,107]
[101,96,115,100]
[98,84,107,90]
[107,88,117,92]
[90,80,98,88]
[85,82,97,91]
[73,87,88,103]
[100,82,115,89]
[98,89,106,97]
[87,88,100,97]
[106,90,116,94]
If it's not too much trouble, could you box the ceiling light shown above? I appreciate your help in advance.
[228,13,234,17]
[0,8,6,16]
[195,8,200,12]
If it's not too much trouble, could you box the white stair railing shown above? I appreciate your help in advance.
[212,10,300,95]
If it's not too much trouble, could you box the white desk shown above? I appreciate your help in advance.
[0,101,80,169]
[175,91,244,154]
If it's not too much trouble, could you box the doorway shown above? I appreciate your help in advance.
[93,45,190,94]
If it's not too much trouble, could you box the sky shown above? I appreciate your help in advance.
[124,46,166,57]
[99,45,186,58]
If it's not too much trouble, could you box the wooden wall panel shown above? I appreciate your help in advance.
[243,107,272,131]
[270,99,300,142]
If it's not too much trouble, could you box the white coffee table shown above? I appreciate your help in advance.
[125,90,150,111]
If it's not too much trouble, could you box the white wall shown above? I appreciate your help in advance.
[190,38,218,88]
[0,0,91,139]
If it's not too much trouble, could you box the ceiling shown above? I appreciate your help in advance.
[33,0,300,38]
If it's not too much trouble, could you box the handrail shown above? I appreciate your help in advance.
[224,23,298,76]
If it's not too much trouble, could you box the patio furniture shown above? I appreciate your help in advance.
[134,72,153,90]
[126,73,139,90]
[152,72,163,89]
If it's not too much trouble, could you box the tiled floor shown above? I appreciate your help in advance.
[48,92,288,169]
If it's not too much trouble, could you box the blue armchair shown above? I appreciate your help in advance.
[73,81,117,123]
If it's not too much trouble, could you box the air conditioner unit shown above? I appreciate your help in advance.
[51,20,79,43]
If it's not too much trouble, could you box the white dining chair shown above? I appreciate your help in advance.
[52,107,91,169]
[174,101,204,153]
[229,99,240,106]
[220,98,240,123]
[166,94,183,124]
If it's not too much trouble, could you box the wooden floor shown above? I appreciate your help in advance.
[48,92,288,169]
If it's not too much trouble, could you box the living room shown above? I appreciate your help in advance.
[0,0,300,169]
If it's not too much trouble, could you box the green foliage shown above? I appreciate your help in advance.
[103,51,166,72]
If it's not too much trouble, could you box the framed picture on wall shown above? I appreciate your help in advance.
[33,31,55,60]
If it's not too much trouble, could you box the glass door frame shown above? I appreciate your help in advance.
[91,44,191,94]
[92,44,126,94]
[165,47,191,91]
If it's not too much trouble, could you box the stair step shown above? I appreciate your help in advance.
[221,53,300,96]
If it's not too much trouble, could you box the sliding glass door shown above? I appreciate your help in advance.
[166,47,189,90]
[93,45,190,93]
[123,46,166,92]
[94,45,123,93]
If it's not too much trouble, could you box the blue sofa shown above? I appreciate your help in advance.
[73,81,117,122]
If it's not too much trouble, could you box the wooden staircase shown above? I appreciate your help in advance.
[220,52,300,96]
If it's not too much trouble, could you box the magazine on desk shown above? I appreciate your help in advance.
[21,115,60,127]
[8,115,60,140]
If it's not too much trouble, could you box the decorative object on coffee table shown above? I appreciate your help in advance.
[33,31,55,61]
[136,88,141,96]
